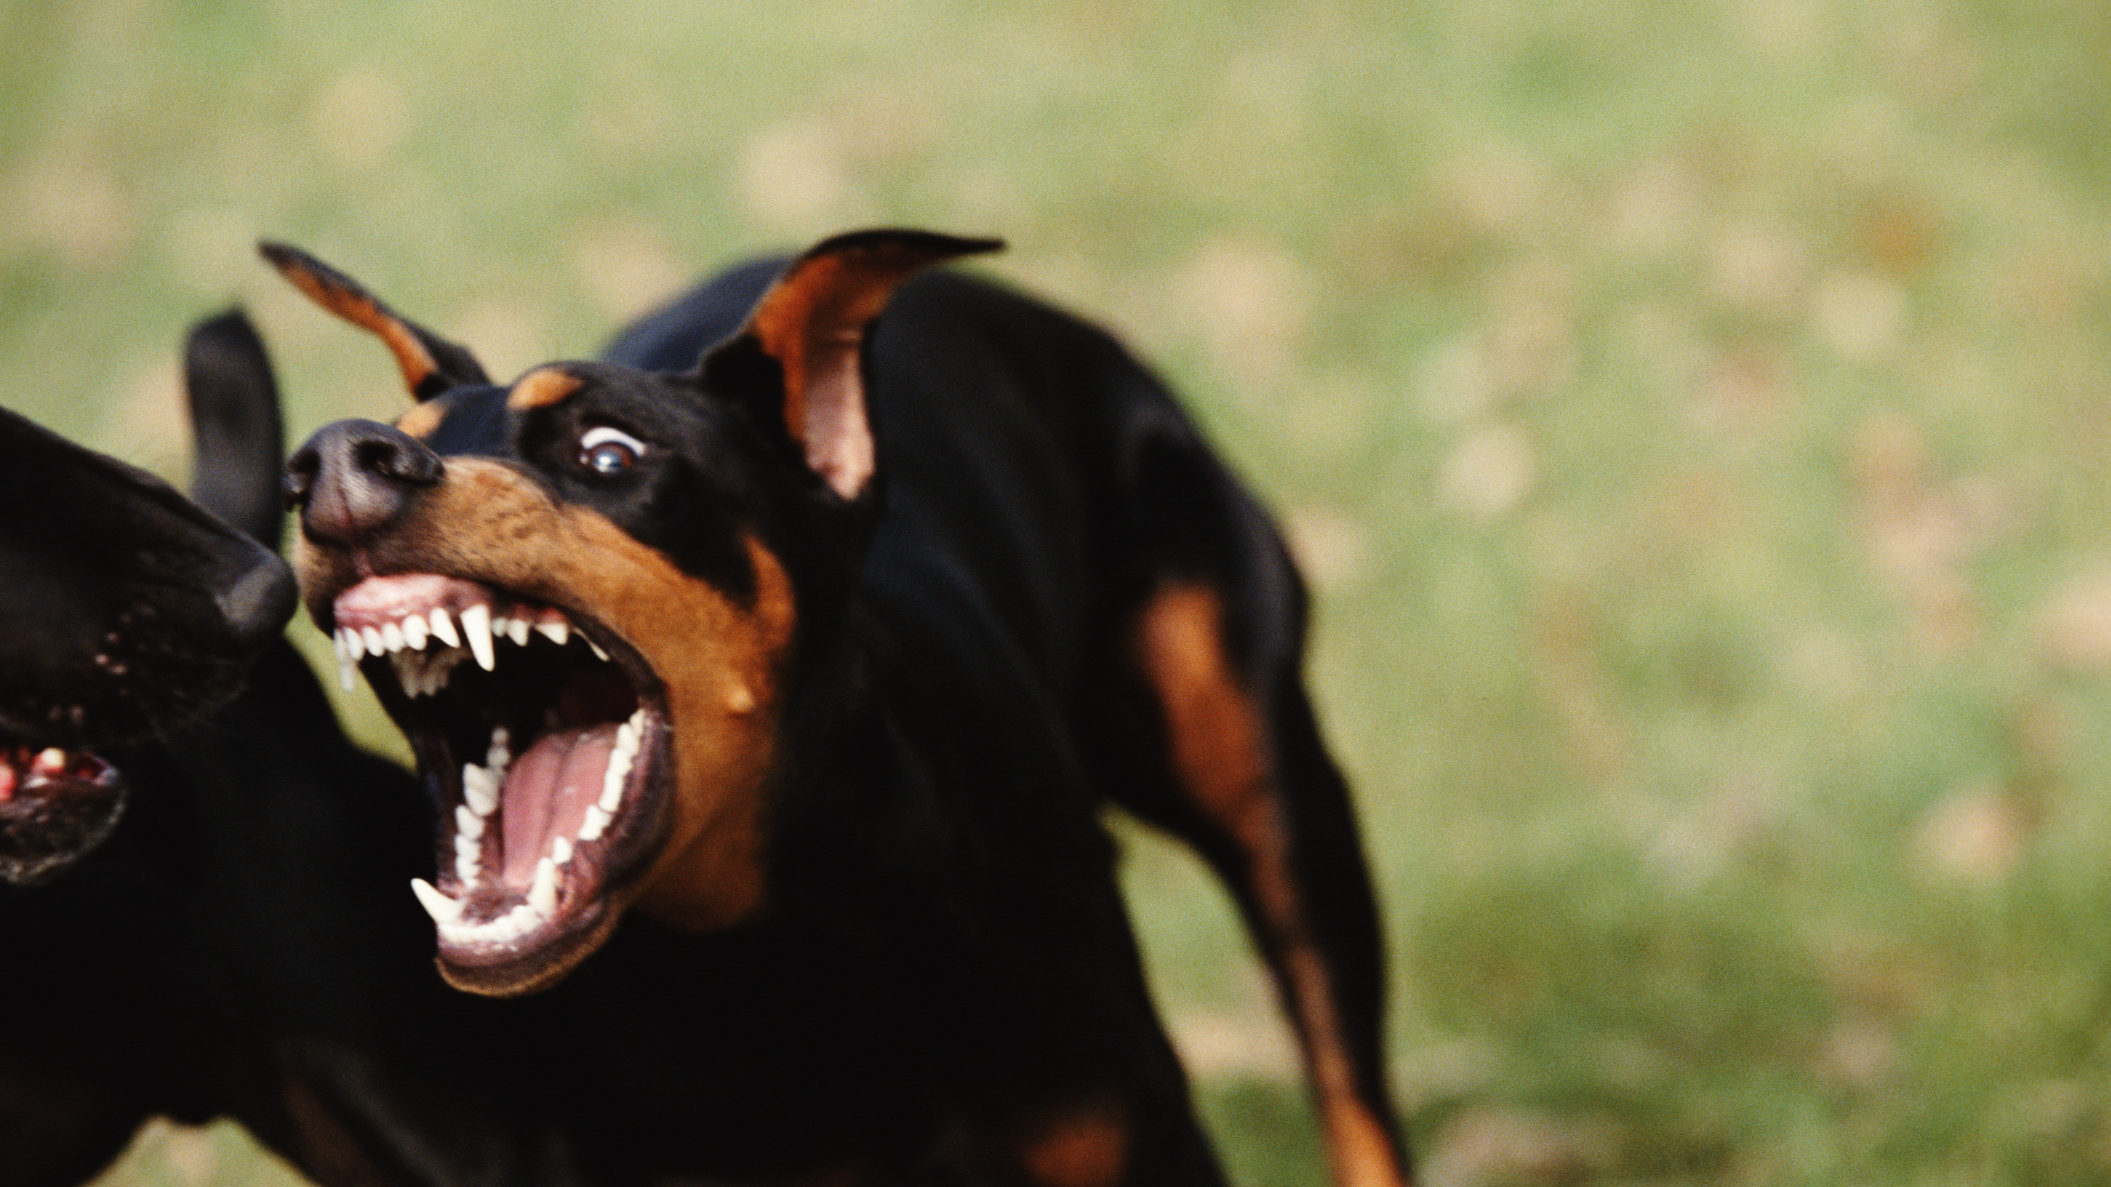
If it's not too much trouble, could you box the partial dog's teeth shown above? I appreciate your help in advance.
[535,613,570,646]
[586,636,610,662]
[579,804,612,841]
[381,621,406,653]
[342,627,366,661]
[551,836,573,865]
[32,748,67,776]
[461,604,496,672]
[486,726,511,771]
[335,632,358,692]
[505,615,530,647]
[453,833,481,883]
[491,614,513,642]
[410,877,464,925]
[361,625,386,658]
[428,607,460,649]
[455,804,485,839]
[403,614,430,650]
[389,651,420,697]
[462,763,499,816]
[528,857,559,916]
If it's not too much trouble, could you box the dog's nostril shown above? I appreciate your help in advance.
[353,438,441,486]
[284,447,319,506]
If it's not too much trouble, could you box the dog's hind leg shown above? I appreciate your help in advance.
[1079,407,1413,1187]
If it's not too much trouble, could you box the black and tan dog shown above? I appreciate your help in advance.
[271,230,1412,1186]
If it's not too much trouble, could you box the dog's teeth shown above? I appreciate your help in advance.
[487,726,511,772]
[528,857,559,916]
[551,836,573,865]
[455,852,480,885]
[342,627,366,661]
[535,614,570,646]
[389,651,419,697]
[505,615,531,647]
[360,625,386,658]
[461,604,496,672]
[428,607,460,649]
[455,804,485,839]
[462,763,499,816]
[599,746,632,812]
[586,636,610,662]
[578,804,612,841]
[454,832,481,869]
[32,748,67,776]
[410,878,464,925]
[335,633,358,692]
[403,614,430,650]
[381,621,406,653]
[491,614,513,642]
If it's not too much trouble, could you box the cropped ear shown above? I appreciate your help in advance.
[258,241,490,401]
[698,229,1001,501]
[183,309,285,549]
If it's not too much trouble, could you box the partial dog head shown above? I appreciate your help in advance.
[270,231,998,994]
[0,313,296,883]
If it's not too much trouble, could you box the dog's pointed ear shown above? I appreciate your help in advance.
[697,230,1002,501]
[258,241,490,401]
[184,309,285,549]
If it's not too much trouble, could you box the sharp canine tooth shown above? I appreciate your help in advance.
[403,614,429,650]
[462,604,496,672]
[536,616,570,646]
[529,858,559,915]
[586,636,609,661]
[410,878,463,925]
[456,805,485,839]
[361,626,386,657]
[343,627,366,661]
[381,621,406,653]
[579,805,611,841]
[429,608,460,648]
[551,837,573,864]
[335,633,357,692]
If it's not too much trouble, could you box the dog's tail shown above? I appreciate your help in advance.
[184,309,286,548]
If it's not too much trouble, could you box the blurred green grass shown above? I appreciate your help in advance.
[8,0,2111,1183]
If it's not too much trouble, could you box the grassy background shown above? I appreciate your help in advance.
[6,0,2111,1182]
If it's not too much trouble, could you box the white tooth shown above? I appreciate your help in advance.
[342,627,366,661]
[587,637,610,662]
[536,616,570,646]
[361,625,385,657]
[578,804,611,841]
[381,621,406,653]
[456,804,485,839]
[455,851,479,884]
[491,614,513,641]
[551,836,573,865]
[410,878,464,925]
[429,607,460,648]
[615,720,638,756]
[506,615,531,647]
[403,614,430,650]
[487,726,511,771]
[454,833,481,866]
[462,764,498,816]
[462,604,496,672]
[335,633,358,692]
[528,857,560,915]
[599,748,631,812]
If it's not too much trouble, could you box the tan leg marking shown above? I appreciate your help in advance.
[1133,584,1407,1187]
[1022,1100,1130,1187]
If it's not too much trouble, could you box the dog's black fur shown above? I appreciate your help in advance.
[274,230,1412,1186]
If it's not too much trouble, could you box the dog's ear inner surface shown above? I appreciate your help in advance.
[258,241,491,401]
[696,229,1001,501]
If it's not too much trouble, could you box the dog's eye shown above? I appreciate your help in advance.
[578,426,648,477]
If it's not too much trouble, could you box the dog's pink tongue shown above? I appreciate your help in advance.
[499,725,616,884]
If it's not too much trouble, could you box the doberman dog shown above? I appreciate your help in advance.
[0,332,294,886]
[271,229,1413,1186]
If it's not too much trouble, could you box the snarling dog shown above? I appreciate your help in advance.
[0,332,294,884]
[271,230,1413,1186]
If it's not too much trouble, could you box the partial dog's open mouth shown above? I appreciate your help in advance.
[330,573,672,993]
[0,745,126,885]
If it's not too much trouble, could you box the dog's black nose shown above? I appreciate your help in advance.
[286,419,442,545]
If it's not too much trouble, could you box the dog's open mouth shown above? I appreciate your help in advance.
[330,573,673,992]
[0,745,126,884]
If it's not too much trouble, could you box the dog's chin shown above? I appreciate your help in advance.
[0,746,127,885]
[327,572,677,996]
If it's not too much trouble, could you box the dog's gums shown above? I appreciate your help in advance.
[330,572,672,990]
[0,744,126,884]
